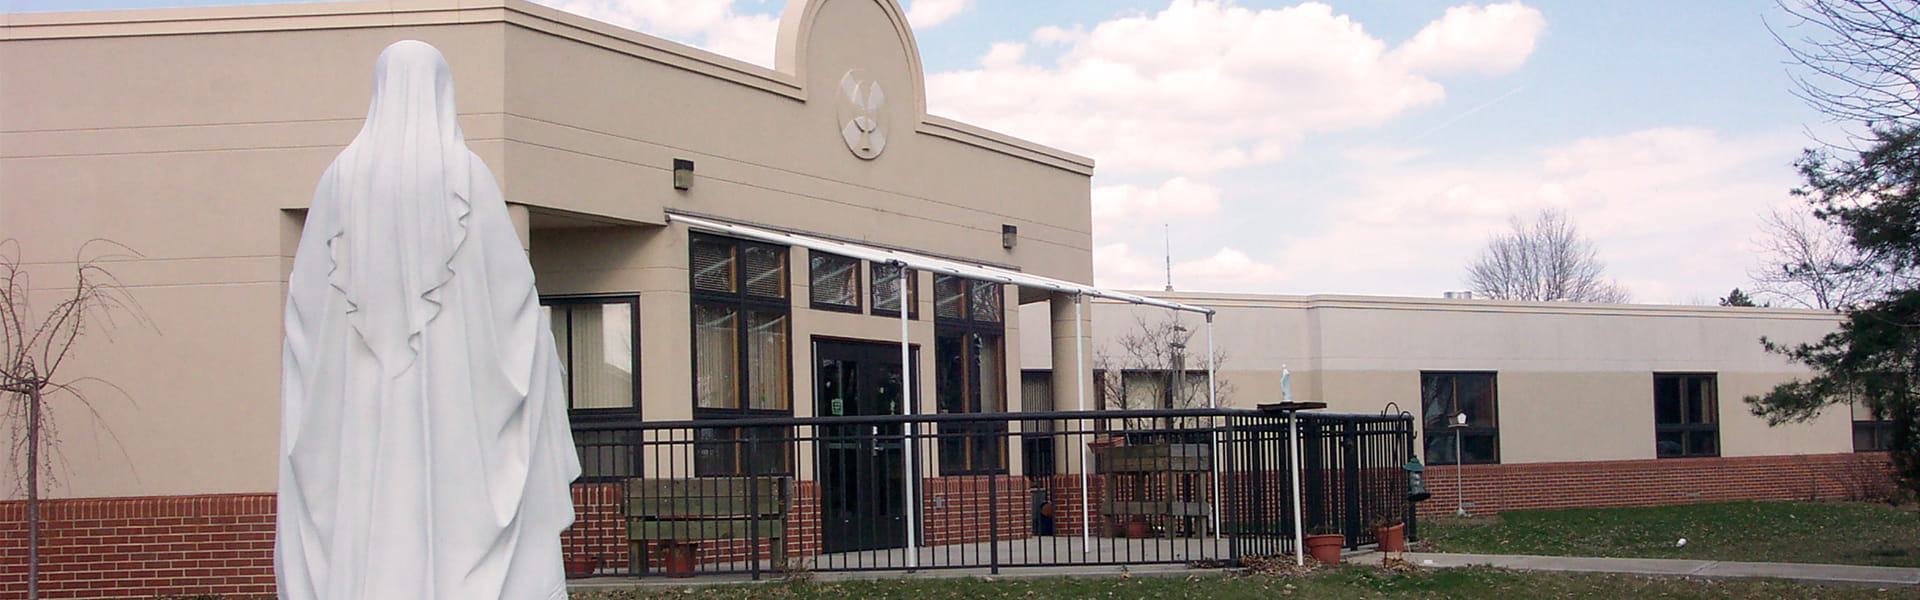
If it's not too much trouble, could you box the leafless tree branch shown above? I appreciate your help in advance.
[1749,206,1903,308]
[1772,0,1920,127]
[1465,209,1632,303]
[1,239,149,600]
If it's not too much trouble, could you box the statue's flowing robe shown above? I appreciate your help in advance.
[275,40,580,600]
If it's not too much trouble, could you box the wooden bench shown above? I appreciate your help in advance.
[627,477,788,574]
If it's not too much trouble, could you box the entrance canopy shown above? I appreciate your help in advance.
[668,213,1214,316]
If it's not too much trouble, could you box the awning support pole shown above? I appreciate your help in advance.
[1206,313,1221,544]
[898,262,919,569]
[1287,367,1305,566]
[1075,293,1092,554]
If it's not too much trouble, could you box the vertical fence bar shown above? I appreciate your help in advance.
[989,454,1001,575]
[749,433,763,581]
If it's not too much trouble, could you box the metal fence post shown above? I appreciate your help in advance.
[1342,420,1361,550]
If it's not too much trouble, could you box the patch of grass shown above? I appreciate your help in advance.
[567,567,1920,600]
[1421,500,1920,567]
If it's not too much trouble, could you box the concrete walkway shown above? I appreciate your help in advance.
[1360,552,1920,587]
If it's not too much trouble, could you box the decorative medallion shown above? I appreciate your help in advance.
[837,70,888,159]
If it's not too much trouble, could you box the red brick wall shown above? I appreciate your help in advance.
[0,494,276,600]
[921,475,1032,545]
[1414,452,1890,517]
[1041,474,1107,537]
[561,483,631,574]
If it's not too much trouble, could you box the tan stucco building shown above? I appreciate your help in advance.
[2,0,1108,502]
[0,0,1884,595]
[2,0,1121,595]
[1022,292,1872,515]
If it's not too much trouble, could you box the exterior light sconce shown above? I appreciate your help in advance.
[672,158,695,191]
[1002,224,1017,249]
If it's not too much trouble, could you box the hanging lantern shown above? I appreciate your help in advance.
[1405,457,1432,503]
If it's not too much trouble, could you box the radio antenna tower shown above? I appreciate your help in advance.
[1164,224,1174,292]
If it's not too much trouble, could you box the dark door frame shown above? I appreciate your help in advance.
[813,337,920,554]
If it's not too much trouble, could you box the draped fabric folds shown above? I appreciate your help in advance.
[276,40,580,600]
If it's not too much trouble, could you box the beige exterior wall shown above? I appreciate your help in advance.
[2,0,1090,499]
[1022,292,1852,465]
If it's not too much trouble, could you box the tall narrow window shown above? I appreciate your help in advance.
[809,252,861,312]
[1654,373,1719,458]
[1420,372,1499,465]
[934,274,1007,475]
[690,233,791,475]
[870,262,919,319]
[1021,370,1057,477]
[542,296,639,480]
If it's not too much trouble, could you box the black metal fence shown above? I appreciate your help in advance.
[563,408,1414,579]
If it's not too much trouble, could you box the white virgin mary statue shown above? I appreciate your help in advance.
[276,40,581,600]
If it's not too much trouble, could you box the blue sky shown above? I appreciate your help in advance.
[13,0,1839,304]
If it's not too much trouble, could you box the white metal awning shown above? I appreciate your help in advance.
[668,213,1214,315]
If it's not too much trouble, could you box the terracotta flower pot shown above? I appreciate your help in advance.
[1304,533,1345,563]
[1373,523,1407,553]
[563,556,601,577]
[663,542,698,578]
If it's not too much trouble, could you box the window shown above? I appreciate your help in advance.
[870,262,919,319]
[690,234,792,475]
[810,251,861,312]
[1120,369,1210,410]
[543,296,639,481]
[542,297,638,411]
[934,274,1001,322]
[1654,373,1719,458]
[1854,402,1893,452]
[934,274,1007,474]
[1421,372,1499,465]
[1021,370,1057,477]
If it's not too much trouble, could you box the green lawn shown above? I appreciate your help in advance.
[1419,501,1920,567]
[567,567,1920,600]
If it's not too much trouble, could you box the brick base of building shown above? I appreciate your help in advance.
[0,494,276,600]
[1414,451,1891,517]
[1,452,1891,598]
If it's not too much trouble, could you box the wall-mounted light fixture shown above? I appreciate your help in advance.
[673,158,695,191]
[1001,224,1018,249]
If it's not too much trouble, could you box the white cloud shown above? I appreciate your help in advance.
[1266,127,1802,303]
[534,0,779,67]
[1094,242,1288,292]
[1389,3,1546,76]
[1091,177,1222,224]
[906,0,971,28]
[926,1,1548,174]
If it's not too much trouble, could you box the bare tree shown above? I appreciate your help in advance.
[1093,314,1232,430]
[1749,206,1897,309]
[1466,209,1632,303]
[1,240,146,600]
[1772,0,1920,126]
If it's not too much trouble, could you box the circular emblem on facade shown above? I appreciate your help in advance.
[837,70,888,160]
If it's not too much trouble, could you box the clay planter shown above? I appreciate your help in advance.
[1125,520,1152,539]
[563,556,602,578]
[1373,523,1407,553]
[1304,533,1345,563]
[662,542,698,578]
